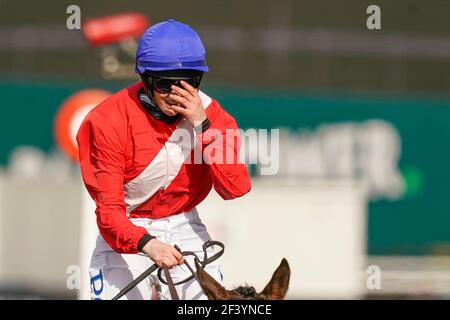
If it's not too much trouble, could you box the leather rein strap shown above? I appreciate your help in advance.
[112,240,224,300]
[162,263,179,300]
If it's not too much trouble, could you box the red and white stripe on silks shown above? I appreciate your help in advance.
[124,91,213,215]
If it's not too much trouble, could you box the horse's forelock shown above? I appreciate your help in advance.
[233,286,258,298]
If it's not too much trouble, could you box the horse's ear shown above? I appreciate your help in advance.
[195,259,228,300]
[260,258,291,300]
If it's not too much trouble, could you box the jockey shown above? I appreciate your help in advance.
[76,19,251,300]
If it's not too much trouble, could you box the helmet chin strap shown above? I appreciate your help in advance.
[138,86,180,124]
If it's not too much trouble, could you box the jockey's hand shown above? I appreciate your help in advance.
[167,81,207,128]
[142,238,184,268]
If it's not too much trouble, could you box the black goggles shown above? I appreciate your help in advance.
[143,75,203,94]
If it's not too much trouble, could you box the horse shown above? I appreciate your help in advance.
[195,258,291,300]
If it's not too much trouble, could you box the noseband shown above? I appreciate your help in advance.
[112,240,224,300]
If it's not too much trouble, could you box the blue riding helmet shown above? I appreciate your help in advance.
[135,19,209,74]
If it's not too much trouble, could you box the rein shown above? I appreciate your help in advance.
[111,240,224,300]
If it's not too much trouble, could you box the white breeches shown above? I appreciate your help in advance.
[89,208,223,300]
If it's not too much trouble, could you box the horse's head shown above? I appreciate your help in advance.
[195,258,291,300]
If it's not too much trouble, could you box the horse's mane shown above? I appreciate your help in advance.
[232,286,258,298]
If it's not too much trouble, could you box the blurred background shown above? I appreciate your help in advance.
[1,0,450,299]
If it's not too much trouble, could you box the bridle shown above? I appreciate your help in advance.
[111,240,224,300]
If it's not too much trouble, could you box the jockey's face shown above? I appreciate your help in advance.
[152,89,184,117]
[140,70,202,118]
